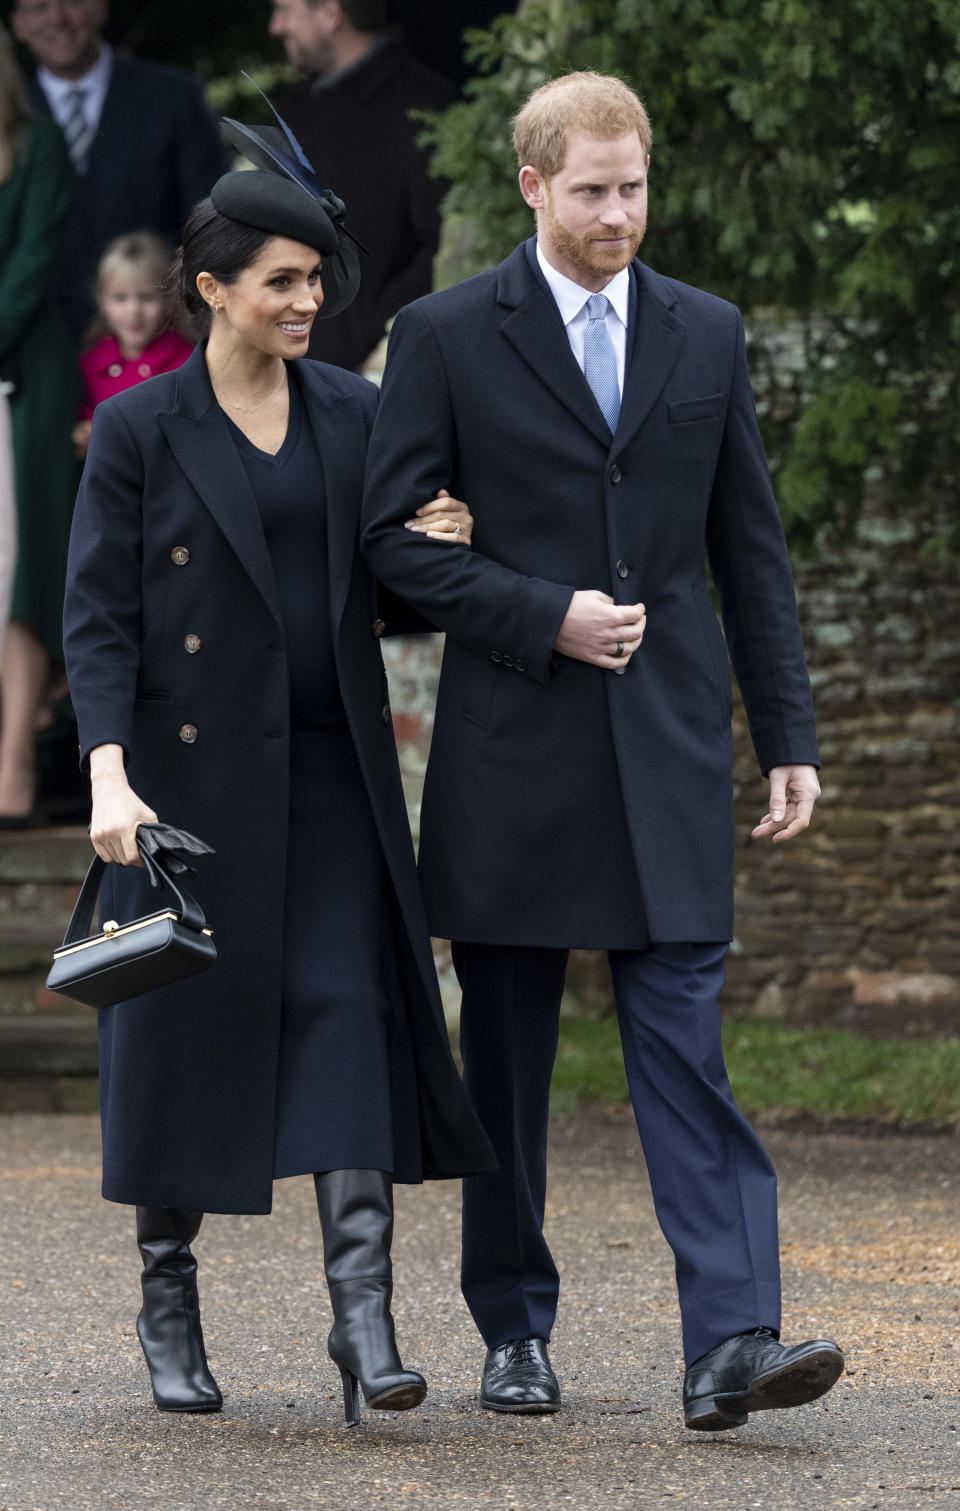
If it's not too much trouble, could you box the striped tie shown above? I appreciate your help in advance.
[583,293,621,434]
[63,87,95,173]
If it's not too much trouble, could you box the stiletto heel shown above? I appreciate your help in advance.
[340,1365,361,1427]
[135,1206,222,1414]
[315,1170,427,1426]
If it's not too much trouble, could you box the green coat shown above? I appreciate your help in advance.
[0,117,78,659]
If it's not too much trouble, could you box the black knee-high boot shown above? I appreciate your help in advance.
[135,1206,223,1413]
[314,1169,427,1426]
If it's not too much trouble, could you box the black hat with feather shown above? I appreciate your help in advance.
[212,79,366,320]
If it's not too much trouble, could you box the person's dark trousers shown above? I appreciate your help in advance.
[454,940,782,1366]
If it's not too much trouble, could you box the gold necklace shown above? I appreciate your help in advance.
[216,367,287,416]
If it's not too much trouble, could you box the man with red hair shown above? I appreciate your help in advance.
[362,71,843,1429]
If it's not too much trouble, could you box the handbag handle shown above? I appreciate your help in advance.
[60,831,208,948]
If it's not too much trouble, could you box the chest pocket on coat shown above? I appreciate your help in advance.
[667,393,723,425]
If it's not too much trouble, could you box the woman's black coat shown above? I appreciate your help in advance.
[63,345,494,1214]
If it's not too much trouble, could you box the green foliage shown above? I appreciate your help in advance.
[551,1017,960,1127]
[424,0,960,549]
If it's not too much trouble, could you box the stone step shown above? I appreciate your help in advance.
[0,827,92,882]
[0,1015,98,1076]
[0,830,96,1075]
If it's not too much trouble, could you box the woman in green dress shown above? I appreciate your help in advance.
[0,25,77,823]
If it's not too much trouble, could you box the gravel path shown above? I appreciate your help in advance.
[2,1111,958,1510]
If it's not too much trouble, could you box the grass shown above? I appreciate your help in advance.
[551,1017,960,1128]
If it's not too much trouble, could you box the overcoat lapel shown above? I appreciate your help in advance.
[157,346,284,630]
[496,245,612,452]
[613,263,687,457]
[297,366,370,637]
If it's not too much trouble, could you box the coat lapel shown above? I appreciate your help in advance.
[496,244,613,452]
[157,346,284,630]
[612,263,687,457]
[296,365,370,636]
[496,243,688,455]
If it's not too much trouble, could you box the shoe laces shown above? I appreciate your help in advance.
[506,1337,545,1367]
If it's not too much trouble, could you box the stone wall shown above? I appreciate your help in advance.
[384,486,960,1036]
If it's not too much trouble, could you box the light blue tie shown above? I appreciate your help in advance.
[583,293,620,433]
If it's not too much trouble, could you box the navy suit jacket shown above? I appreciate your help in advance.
[28,56,228,341]
[361,240,819,947]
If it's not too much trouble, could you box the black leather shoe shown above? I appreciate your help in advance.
[480,1337,561,1414]
[683,1326,844,1431]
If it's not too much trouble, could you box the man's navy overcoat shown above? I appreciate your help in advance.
[63,346,494,1214]
[361,242,819,946]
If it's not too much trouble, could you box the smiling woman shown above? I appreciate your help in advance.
[61,104,494,1428]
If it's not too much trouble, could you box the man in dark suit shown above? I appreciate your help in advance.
[12,0,227,341]
[361,72,845,1429]
[268,0,455,371]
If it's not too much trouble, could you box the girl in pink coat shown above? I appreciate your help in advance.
[74,232,194,460]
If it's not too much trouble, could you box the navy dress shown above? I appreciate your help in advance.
[226,372,418,1179]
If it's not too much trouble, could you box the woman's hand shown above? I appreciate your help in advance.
[89,744,158,866]
[404,488,473,546]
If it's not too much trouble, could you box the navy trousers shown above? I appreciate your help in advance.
[454,941,781,1365]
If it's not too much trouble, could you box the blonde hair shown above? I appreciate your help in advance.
[0,24,29,178]
[513,71,652,178]
[84,231,185,347]
[96,231,175,299]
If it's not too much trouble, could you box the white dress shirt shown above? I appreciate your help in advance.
[536,240,630,397]
[37,43,113,137]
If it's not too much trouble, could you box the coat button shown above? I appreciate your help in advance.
[616,560,629,579]
[184,634,201,654]
[613,665,627,676]
[178,723,198,743]
[490,650,503,664]
[610,465,622,484]
[502,653,514,668]
[372,618,386,638]
[107,362,123,377]
[515,659,526,673]
[381,704,391,725]
[171,546,190,566]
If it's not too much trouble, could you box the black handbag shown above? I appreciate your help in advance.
[46,826,217,1009]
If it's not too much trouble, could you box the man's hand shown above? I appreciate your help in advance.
[555,590,646,670]
[751,764,821,844]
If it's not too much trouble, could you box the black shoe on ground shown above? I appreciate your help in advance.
[480,1337,561,1414]
[683,1327,844,1431]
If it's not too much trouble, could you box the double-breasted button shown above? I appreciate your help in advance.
[171,545,190,567]
[610,465,622,484]
[381,704,391,725]
[372,618,386,639]
[616,560,629,579]
[490,650,503,664]
[515,659,527,673]
[502,653,514,668]
[178,723,198,744]
[184,634,201,654]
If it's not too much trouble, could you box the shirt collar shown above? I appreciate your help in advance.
[536,240,631,328]
[38,42,112,109]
